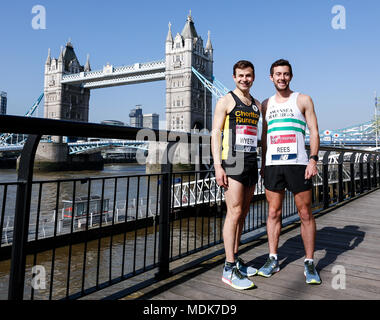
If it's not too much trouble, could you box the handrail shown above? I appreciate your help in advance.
[0,115,208,143]
[1,115,380,156]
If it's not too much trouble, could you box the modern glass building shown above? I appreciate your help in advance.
[0,91,7,115]
[129,105,143,128]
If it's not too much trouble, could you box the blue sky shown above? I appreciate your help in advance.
[1,0,380,131]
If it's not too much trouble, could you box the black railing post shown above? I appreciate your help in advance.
[375,154,378,187]
[367,154,371,191]
[373,155,377,188]
[375,155,379,188]
[378,155,380,186]
[155,140,175,280]
[322,151,330,209]
[8,134,41,300]
[372,154,375,187]
[359,153,364,194]
[350,152,356,198]
[338,152,344,203]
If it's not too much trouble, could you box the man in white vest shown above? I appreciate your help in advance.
[259,59,321,284]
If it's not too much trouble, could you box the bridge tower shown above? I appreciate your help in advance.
[44,40,91,141]
[165,12,213,132]
[37,41,101,171]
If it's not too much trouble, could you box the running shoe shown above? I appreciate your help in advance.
[257,256,280,277]
[236,257,258,277]
[304,260,321,284]
[222,266,255,290]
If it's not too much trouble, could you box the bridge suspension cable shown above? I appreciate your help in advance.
[191,67,229,98]
[0,93,44,145]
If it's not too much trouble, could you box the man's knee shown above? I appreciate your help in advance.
[267,207,282,221]
[298,206,313,222]
[227,205,244,222]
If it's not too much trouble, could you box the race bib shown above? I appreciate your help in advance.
[269,134,297,161]
[235,125,257,153]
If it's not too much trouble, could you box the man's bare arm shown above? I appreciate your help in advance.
[300,94,320,178]
[260,99,269,176]
[211,95,230,187]
[211,96,228,166]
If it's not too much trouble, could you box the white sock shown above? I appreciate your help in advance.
[304,258,314,263]
[269,253,278,260]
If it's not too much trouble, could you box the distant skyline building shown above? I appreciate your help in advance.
[129,105,143,128]
[129,105,159,129]
[143,113,159,130]
[0,91,7,115]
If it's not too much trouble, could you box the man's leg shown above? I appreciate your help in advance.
[294,190,315,259]
[233,184,259,277]
[223,178,246,263]
[222,178,255,289]
[294,189,321,284]
[265,189,284,255]
[257,189,284,277]
[234,185,255,254]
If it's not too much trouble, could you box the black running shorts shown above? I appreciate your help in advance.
[222,157,258,187]
[264,165,312,193]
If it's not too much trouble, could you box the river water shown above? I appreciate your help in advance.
[0,162,147,183]
[0,163,159,237]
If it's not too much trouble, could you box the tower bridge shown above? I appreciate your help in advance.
[44,12,214,133]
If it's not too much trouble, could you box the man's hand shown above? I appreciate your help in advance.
[305,159,318,180]
[215,166,228,189]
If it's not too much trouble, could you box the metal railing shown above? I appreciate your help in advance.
[0,114,379,300]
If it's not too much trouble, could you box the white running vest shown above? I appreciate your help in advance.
[265,92,309,166]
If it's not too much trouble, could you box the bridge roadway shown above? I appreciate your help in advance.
[82,189,380,300]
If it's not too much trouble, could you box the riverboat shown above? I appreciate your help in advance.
[60,195,112,228]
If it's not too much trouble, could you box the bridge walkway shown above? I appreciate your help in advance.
[117,189,380,300]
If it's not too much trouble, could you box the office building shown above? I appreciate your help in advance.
[129,105,143,128]
[0,91,7,115]
[143,113,159,130]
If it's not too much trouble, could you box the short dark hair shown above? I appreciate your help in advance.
[233,60,255,76]
[270,59,293,77]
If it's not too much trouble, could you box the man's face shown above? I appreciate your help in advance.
[233,67,254,91]
[270,65,292,91]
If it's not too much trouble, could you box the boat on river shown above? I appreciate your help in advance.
[60,195,113,229]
